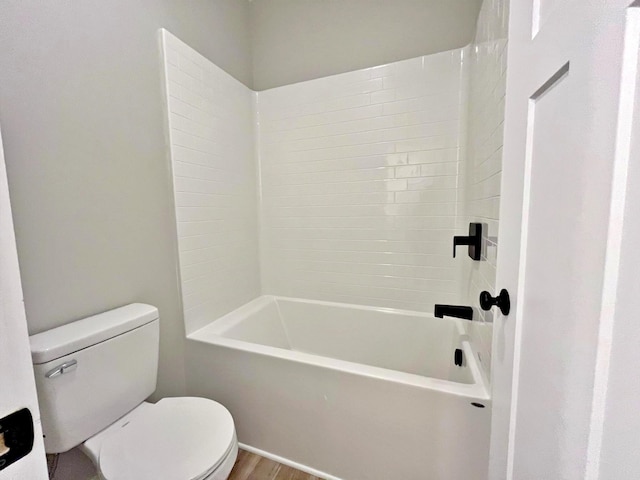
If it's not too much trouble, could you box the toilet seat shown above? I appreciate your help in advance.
[98,397,236,480]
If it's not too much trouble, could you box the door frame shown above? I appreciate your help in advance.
[0,122,48,478]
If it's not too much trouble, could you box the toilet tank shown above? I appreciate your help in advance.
[29,304,160,453]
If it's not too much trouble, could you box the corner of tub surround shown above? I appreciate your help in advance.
[461,339,490,399]
[162,30,261,339]
[450,316,470,338]
[186,295,275,339]
[165,29,499,388]
[159,28,179,51]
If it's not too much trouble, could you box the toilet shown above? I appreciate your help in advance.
[29,303,238,480]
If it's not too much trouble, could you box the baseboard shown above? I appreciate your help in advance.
[238,443,343,480]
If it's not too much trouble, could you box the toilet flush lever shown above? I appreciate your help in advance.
[45,359,77,379]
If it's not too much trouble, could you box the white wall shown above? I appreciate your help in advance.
[250,0,482,90]
[162,31,260,335]
[0,0,253,401]
[257,50,469,312]
[461,0,510,379]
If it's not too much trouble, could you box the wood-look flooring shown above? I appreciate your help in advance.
[229,449,323,480]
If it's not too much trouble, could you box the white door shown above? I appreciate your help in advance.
[0,125,48,478]
[489,1,640,479]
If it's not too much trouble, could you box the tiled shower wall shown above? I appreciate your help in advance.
[257,51,468,312]
[161,30,260,334]
[162,2,508,379]
[462,0,510,377]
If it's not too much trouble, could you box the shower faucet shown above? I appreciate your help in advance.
[453,222,482,261]
[434,304,473,321]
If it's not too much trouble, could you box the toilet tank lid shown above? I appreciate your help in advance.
[29,303,159,364]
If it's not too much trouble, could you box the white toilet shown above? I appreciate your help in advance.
[29,303,238,480]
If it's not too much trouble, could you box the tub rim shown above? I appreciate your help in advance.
[187,295,491,401]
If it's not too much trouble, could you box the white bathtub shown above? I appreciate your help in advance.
[186,296,490,480]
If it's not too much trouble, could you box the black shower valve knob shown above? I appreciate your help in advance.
[453,223,482,261]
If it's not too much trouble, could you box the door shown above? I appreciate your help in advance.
[489,1,640,479]
[0,124,48,478]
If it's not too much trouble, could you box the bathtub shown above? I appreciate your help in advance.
[185,296,490,480]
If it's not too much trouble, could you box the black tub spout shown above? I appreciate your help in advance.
[434,304,473,321]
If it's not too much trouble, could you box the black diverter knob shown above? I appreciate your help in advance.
[479,289,511,316]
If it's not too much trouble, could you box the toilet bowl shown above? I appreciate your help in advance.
[29,304,238,480]
[81,398,238,480]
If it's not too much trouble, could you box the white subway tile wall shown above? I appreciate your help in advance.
[462,0,509,378]
[161,15,508,379]
[257,51,468,312]
[161,30,260,334]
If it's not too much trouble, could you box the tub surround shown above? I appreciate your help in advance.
[459,0,510,379]
[162,27,502,380]
[161,31,498,479]
[163,30,474,326]
[257,50,468,314]
[162,31,260,335]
